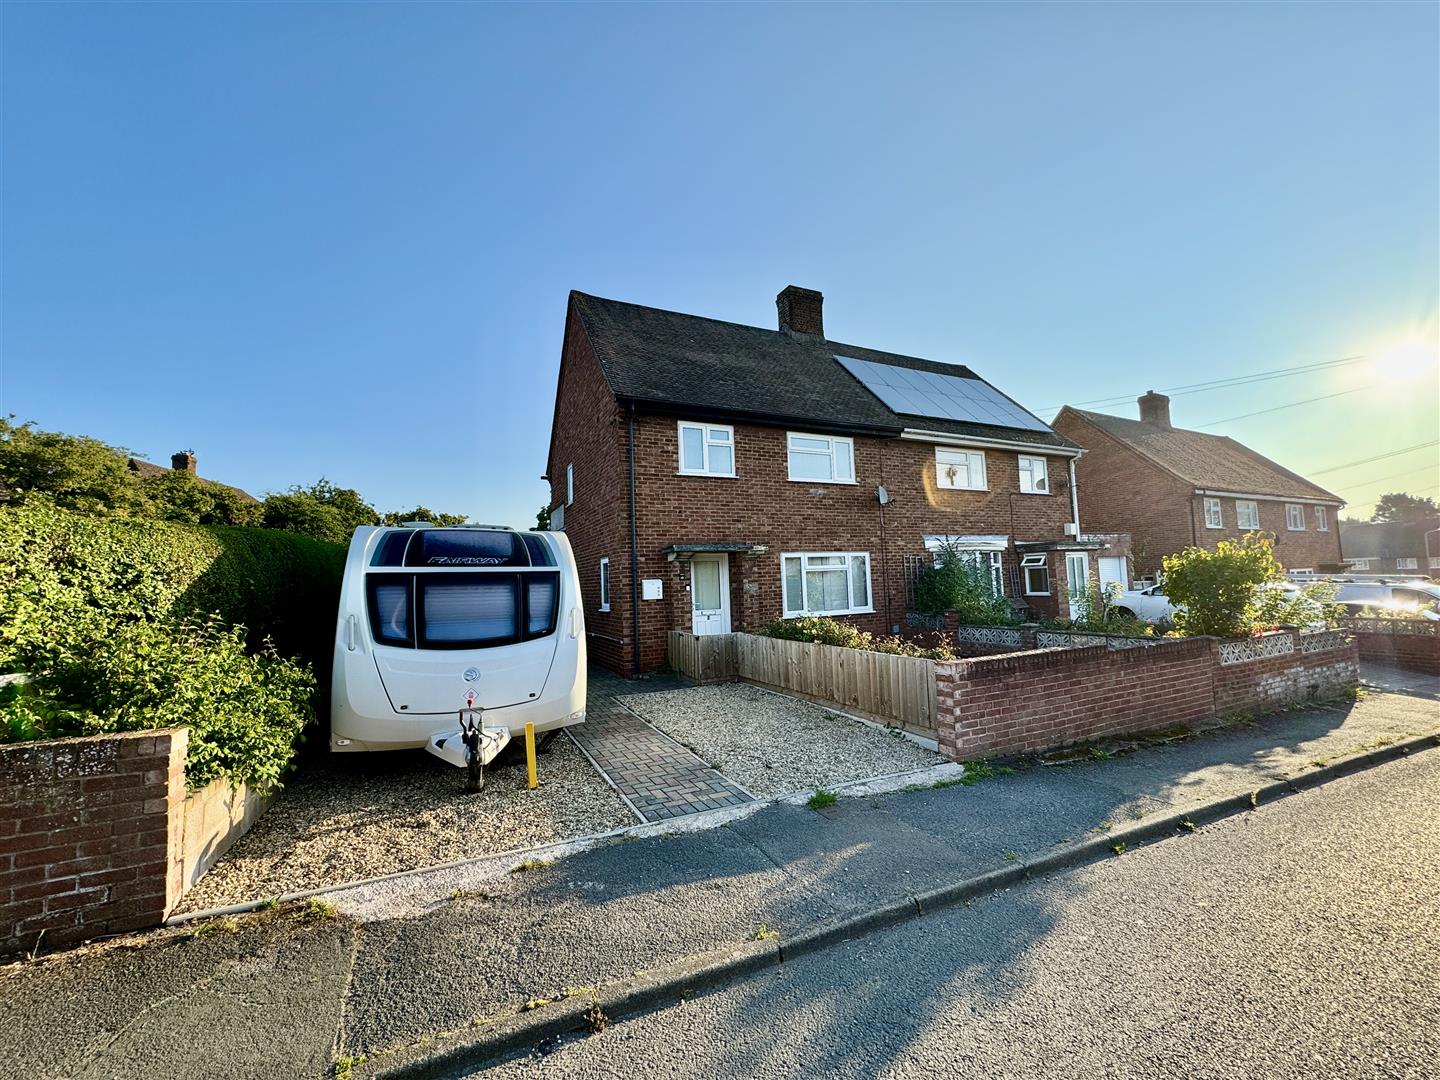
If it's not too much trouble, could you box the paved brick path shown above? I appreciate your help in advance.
[571,671,753,822]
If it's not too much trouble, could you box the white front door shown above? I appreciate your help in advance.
[1097,556,1128,592]
[1064,552,1090,620]
[690,554,731,635]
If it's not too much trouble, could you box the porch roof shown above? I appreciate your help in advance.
[1014,538,1105,552]
[662,542,769,561]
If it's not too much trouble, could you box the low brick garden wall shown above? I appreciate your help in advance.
[1,729,270,959]
[936,629,1357,762]
[1343,617,1440,675]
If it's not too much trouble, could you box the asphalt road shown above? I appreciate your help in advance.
[475,750,1440,1080]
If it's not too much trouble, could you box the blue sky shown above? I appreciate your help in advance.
[3,2,1436,525]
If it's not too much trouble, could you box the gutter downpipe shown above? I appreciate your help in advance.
[1068,454,1082,537]
[627,403,642,676]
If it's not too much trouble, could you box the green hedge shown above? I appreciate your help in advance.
[0,498,345,791]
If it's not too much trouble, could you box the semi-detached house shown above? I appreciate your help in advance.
[545,285,1109,675]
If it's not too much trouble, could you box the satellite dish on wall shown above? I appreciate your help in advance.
[876,485,892,506]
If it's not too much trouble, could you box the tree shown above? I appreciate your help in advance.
[1161,533,1282,638]
[142,469,261,527]
[381,507,469,527]
[1371,492,1438,523]
[0,417,145,514]
[535,505,551,530]
[261,479,378,545]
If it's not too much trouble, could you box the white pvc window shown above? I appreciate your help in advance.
[1396,557,1419,570]
[1204,498,1223,529]
[1348,559,1371,571]
[1021,553,1050,596]
[1285,504,1305,531]
[1429,556,1440,569]
[936,448,987,491]
[781,552,872,616]
[1017,455,1049,494]
[1314,507,1329,532]
[1236,500,1260,530]
[566,463,574,506]
[598,557,610,612]
[786,433,854,483]
[678,422,735,476]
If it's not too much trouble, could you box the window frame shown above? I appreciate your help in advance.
[1235,500,1260,530]
[565,463,574,507]
[935,448,988,491]
[365,569,561,651]
[1314,506,1329,532]
[1021,553,1051,596]
[1017,455,1050,495]
[1285,503,1306,531]
[676,421,737,478]
[1204,497,1224,529]
[1396,557,1419,570]
[780,551,874,617]
[598,557,610,612]
[785,432,856,485]
[1348,559,1372,571]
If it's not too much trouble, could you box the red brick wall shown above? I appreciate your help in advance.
[1347,625,1440,676]
[935,640,1216,759]
[545,308,632,672]
[934,631,1358,761]
[1,729,187,958]
[1053,410,1343,575]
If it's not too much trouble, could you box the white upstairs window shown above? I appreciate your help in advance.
[1285,504,1305,531]
[598,557,610,612]
[1314,507,1329,531]
[566,463,574,506]
[677,422,736,477]
[936,448,987,491]
[1348,559,1371,571]
[781,552,872,616]
[1396,557,1419,570]
[1017,455,1049,494]
[1204,498,1223,529]
[787,433,855,484]
[1236,500,1260,530]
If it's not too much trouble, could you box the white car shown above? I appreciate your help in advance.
[1334,581,1440,621]
[1108,581,1312,625]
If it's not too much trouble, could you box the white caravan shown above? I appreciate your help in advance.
[330,525,586,758]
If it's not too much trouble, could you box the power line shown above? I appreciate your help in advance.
[1041,354,1367,414]
[1193,385,1372,429]
[1307,440,1440,477]
[1332,463,1440,494]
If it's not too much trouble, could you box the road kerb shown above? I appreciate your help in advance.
[351,729,1439,1079]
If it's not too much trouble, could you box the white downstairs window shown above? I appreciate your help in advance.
[1236,500,1260,530]
[677,422,735,476]
[1017,455,1049,494]
[936,448,987,491]
[598,557,610,612]
[781,552,872,617]
[786,433,854,483]
[1021,553,1050,596]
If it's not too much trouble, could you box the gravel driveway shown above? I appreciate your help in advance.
[617,683,941,798]
[176,734,635,913]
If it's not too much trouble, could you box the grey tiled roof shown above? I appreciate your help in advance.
[571,291,1078,450]
[1063,408,1342,503]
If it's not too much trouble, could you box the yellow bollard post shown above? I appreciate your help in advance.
[525,722,538,789]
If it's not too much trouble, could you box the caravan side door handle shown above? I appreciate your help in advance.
[346,614,357,651]
[570,607,579,639]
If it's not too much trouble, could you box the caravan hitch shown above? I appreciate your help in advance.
[458,707,486,793]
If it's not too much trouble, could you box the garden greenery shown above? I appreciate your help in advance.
[1160,533,1283,638]
[911,543,1017,626]
[0,497,345,791]
[761,616,956,661]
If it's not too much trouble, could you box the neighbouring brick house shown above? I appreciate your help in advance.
[1052,392,1345,578]
[546,285,1112,675]
[1338,516,1440,575]
[127,450,258,504]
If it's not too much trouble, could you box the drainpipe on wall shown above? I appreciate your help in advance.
[1068,455,1082,537]
[626,403,641,676]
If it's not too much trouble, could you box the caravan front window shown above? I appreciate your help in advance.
[420,577,519,645]
[369,577,412,645]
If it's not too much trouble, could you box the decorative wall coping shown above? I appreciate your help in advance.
[1217,630,1296,666]
[1299,629,1350,654]
[1034,629,1160,650]
[955,625,1023,647]
[1341,616,1437,638]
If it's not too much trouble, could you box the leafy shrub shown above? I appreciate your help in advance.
[261,479,379,545]
[760,616,956,661]
[1046,580,1155,637]
[0,417,146,516]
[912,543,1017,626]
[1252,579,1341,631]
[1161,533,1283,638]
[0,498,344,790]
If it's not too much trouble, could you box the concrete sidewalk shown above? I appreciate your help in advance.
[3,674,1436,1080]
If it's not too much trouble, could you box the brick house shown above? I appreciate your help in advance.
[545,286,1108,675]
[1052,392,1344,578]
[1337,516,1440,575]
[127,450,258,504]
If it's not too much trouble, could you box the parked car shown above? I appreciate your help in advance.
[1108,580,1315,625]
[1333,580,1440,621]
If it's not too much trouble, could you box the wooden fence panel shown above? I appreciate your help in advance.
[666,630,738,683]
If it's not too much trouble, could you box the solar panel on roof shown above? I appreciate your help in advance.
[834,355,1052,433]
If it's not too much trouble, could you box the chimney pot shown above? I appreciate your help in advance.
[171,451,197,474]
[776,285,824,338]
[1137,391,1172,430]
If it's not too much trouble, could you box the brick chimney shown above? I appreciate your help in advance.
[1138,391,1172,429]
[171,451,197,474]
[776,285,824,338]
